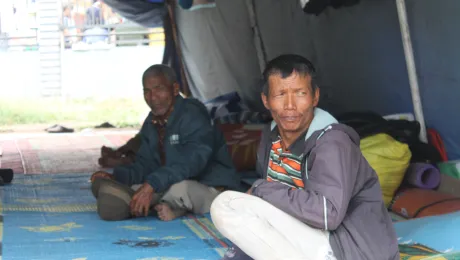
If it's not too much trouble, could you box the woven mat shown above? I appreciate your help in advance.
[1,173,229,260]
[0,132,135,174]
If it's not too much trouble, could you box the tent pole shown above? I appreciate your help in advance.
[395,0,427,143]
[245,0,267,73]
[167,0,191,97]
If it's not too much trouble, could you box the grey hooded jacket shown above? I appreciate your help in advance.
[252,108,399,260]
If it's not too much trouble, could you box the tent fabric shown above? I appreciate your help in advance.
[300,0,460,159]
[175,0,264,111]
[405,0,460,160]
[175,0,460,160]
[103,0,165,28]
[102,0,460,159]
[178,0,460,159]
[162,11,186,92]
[165,1,191,96]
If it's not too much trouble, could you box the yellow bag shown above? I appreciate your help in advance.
[360,133,412,206]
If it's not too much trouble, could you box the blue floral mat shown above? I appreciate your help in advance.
[0,173,230,260]
[3,173,460,260]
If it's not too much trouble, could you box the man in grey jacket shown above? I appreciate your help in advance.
[210,54,399,260]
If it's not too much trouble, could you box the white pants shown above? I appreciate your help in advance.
[210,191,336,260]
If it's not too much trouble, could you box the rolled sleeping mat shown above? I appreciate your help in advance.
[93,178,135,221]
[405,163,441,190]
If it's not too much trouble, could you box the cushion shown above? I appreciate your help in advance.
[390,188,460,219]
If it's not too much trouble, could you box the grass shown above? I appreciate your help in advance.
[0,97,150,131]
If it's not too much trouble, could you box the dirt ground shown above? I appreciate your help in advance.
[0,123,139,134]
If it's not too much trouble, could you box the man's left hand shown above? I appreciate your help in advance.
[130,183,155,217]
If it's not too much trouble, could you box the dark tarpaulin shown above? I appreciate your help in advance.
[303,0,360,15]
[103,0,166,28]
[174,0,264,110]
[163,2,190,96]
[103,0,190,93]
[102,0,460,159]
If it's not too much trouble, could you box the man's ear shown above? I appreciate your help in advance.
[261,93,270,110]
[172,82,180,96]
[313,87,320,107]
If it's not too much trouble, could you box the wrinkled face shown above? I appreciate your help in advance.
[143,75,179,117]
[262,72,319,134]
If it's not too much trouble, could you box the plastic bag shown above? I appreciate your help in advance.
[360,133,412,206]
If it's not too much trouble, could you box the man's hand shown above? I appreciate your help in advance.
[90,171,113,182]
[130,183,155,217]
[246,187,253,195]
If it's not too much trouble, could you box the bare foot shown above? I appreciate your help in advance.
[101,146,116,157]
[154,203,177,221]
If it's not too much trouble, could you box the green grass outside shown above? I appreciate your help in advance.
[0,97,149,131]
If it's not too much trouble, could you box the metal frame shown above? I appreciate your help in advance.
[396,0,428,143]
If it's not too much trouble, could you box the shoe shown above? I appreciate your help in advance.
[46,124,74,133]
[95,122,115,128]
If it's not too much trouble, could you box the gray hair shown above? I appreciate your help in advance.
[142,64,178,86]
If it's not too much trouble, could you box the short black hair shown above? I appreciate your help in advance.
[261,54,318,96]
[142,64,177,86]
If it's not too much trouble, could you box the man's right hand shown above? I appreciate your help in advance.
[90,171,113,183]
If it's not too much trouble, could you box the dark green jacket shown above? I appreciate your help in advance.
[113,96,240,193]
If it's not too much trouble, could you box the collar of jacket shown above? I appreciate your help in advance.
[150,95,184,127]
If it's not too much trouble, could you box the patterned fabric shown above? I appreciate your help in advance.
[152,120,167,165]
[1,173,231,259]
[204,92,247,119]
[204,92,272,125]
[267,138,304,189]
[217,124,263,171]
[214,111,272,125]
[399,244,453,260]
[151,107,173,166]
[2,174,460,259]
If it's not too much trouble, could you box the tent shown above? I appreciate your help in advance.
[104,0,460,160]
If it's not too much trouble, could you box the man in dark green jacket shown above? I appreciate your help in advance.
[91,64,240,221]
